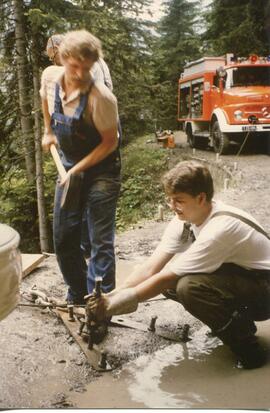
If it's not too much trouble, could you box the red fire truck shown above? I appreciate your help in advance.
[177,54,270,154]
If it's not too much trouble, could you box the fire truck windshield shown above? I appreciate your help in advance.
[225,66,270,88]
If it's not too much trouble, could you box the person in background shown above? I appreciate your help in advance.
[89,161,270,370]
[46,34,64,66]
[41,30,121,310]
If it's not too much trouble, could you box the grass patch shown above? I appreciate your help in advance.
[116,134,233,231]
[116,134,170,230]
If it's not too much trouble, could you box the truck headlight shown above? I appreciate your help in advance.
[234,110,243,120]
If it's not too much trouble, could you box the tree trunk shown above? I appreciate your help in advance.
[31,35,53,252]
[13,0,36,181]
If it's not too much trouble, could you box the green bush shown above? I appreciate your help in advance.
[0,134,176,249]
[0,167,39,252]
[0,157,57,252]
[116,134,170,230]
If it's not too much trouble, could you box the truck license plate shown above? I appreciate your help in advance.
[242,125,257,131]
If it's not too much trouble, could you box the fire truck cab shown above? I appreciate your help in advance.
[178,54,270,154]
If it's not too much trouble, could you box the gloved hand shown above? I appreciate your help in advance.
[86,288,139,322]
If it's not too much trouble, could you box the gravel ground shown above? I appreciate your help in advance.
[0,131,269,408]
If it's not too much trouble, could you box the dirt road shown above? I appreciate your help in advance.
[0,131,269,408]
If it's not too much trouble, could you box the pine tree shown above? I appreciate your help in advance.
[71,0,155,138]
[0,0,157,249]
[0,0,76,251]
[151,0,201,128]
[204,0,270,56]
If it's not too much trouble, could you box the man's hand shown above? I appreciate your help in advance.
[59,168,72,187]
[86,288,139,321]
[86,293,110,322]
[42,132,57,152]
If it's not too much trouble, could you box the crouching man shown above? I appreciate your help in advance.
[89,161,270,369]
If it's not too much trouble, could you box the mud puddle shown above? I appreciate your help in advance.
[70,321,270,409]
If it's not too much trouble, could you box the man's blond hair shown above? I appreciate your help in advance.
[59,30,103,63]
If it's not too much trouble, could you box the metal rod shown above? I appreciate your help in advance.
[148,316,158,332]
[181,324,190,342]
[78,320,86,336]
[67,305,75,322]
[95,276,102,298]
[98,351,108,369]
[18,302,86,308]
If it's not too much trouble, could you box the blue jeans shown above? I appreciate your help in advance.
[80,208,91,259]
[53,173,120,303]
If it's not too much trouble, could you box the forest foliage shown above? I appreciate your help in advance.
[0,0,269,251]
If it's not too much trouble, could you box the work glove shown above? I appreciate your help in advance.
[86,288,139,322]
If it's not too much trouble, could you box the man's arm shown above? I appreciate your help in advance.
[133,267,179,301]
[87,248,176,320]
[41,97,57,151]
[40,67,60,152]
[87,266,179,320]
[119,246,174,290]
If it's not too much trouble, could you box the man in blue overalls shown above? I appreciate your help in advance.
[40,30,121,305]
[45,33,116,260]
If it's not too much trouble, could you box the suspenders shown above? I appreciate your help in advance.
[181,211,270,244]
[211,211,270,241]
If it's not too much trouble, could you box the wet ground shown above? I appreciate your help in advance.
[70,321,270,409]
[0,131,270,408]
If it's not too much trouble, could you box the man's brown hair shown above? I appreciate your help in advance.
[162,161,214,201]
[59,30,103,63]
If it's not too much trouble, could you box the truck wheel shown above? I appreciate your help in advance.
[212,121,230,154]
[186,125,201,148]
[187,126,208,149]
[186,125,195,148]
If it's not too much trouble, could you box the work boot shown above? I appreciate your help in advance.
[213,308,268,369]
[231,338,268,369]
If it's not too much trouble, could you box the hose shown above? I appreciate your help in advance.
[236,131,250,157]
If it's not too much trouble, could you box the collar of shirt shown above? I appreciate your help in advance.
[191,200,222,239]
[57,71,92,105]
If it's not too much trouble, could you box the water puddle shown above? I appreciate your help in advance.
[125,344,205,408]
[124,326,222,408]
[70,321,270,409]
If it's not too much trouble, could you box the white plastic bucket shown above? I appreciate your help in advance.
[0,224,21,321]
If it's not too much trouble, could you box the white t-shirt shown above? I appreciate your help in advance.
[91,58,113,91]
[159,200,270,276]
[40,65,118,133]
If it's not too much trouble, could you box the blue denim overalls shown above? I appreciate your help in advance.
[51,83,121,303]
